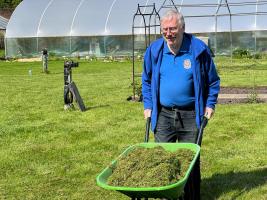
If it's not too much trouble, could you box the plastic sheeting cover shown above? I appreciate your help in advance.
[6,0,267,38]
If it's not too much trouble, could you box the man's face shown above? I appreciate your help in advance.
[161,16,184,48]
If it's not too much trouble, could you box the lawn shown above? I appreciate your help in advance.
[0,58,266,199]
[214,56,267,87]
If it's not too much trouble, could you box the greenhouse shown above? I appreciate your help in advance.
[5,0,267,58]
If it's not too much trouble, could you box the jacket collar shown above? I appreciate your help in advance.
[150,33,206,59]
[163,35,191,55]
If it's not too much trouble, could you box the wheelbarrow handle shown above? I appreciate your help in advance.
[196,116,208,146]
[144,117,151,143]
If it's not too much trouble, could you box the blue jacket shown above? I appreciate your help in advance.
[142,33,220,132]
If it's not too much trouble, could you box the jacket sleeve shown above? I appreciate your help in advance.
[142,47,153,110]
[203,49,220,109]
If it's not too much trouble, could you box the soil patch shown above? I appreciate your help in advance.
[220,86,267,94]
[218,86,267,104]
[218,98,265,104]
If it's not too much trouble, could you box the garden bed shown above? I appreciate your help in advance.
[218,86,267,104]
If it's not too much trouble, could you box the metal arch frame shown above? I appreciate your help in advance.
[158,0,267,56]
[254,0,260,53]
[225,0,233,58]
[36,0,86,56]
[215,0,233,58]
[131,3,160,101]
[69,0,85,56]
[131,0,266,101]
[158,0,178,12]
[36,0,54,54]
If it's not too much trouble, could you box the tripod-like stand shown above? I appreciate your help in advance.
[64,60,86,112]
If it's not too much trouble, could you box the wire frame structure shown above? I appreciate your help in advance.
[130,0,267,99]
[159,0,267,57]
[131,3,160,101]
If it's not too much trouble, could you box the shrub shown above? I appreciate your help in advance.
[232,48,251,58]
[253,53,262,59]
[132,80,142,98]
[49,52,56,58]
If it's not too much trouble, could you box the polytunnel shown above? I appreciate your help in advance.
[5,0,267,58]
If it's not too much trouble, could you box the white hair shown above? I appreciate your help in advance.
[160,9,185,29]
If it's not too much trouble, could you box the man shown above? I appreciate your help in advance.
[142,9,220,199]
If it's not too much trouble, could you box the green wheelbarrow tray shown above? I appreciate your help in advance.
[96,142,200,199]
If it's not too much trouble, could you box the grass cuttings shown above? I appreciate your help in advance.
[108,146,195,187]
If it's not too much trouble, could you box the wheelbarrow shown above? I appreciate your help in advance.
[96,117,208,199]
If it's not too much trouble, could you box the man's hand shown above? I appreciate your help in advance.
[204,107,214,119]
[144,109,152,119]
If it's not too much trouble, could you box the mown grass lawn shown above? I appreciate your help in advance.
[214,57,267,87]
[0,58,266,199]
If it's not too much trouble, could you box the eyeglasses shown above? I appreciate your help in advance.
[161,27,178,33]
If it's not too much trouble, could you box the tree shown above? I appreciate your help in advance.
[0,0,22,9]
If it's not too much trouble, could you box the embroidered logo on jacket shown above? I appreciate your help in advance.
[183,59,191,69]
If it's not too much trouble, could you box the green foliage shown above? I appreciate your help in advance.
[0,0,22,9]
[132,79,142,97]
[247,89,259,103]
[47,52,66,61]
[253,52,262,59]
[232,49,264,59]
[232,48,251,58]
[247,75,260,104]
[48,51,56,58]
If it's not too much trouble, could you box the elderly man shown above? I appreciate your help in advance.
[142,9,220,199]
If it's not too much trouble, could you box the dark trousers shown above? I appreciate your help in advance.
[155,107,201,200]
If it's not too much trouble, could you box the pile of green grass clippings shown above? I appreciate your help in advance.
[107,146,195,187]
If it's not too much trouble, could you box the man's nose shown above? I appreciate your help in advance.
[166,29,171,35]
